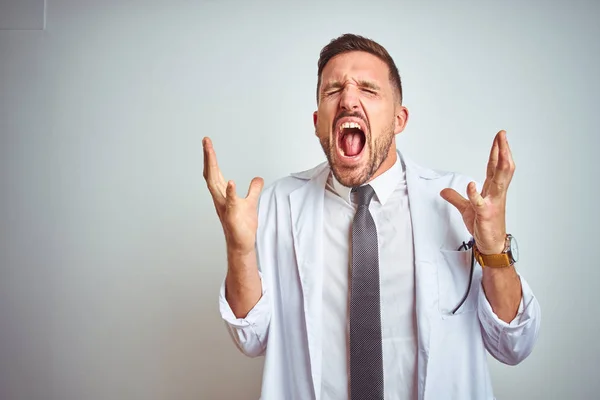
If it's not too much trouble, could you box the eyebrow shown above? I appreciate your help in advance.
[357,80,381,91]
[322,80,381,93]
[322,81,343,93]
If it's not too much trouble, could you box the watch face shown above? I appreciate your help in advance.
[509,236,519,263]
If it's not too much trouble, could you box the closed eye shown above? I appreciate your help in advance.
[358,80,380,95]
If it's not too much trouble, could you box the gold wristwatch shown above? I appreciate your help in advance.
[473,234,519,268]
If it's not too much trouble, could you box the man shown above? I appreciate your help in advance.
[203,34,541,400]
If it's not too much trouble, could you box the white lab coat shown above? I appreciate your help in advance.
[219,150,541,400]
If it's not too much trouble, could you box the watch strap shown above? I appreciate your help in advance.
[473,246,513,268]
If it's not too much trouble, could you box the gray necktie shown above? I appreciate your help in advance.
[349,184,384,400]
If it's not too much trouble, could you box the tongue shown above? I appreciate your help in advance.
[342,131,364,156]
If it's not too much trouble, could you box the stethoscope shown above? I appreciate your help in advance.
[452,238,476,315]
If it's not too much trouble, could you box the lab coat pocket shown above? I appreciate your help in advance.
[437,248,477,316]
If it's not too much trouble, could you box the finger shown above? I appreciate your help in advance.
[202,137,220,181]
[202,137,212,179]
[225,180,238,207]
[489,130,515,196]
[440,188,470,214]
[203,137,226,199]
[486,134,500,179]
[202,137,209,178]
[504,130,515,169]
[466,181,486,210]
[246,177,264,203]
[482,134,500,197]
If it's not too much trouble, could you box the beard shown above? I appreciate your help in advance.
[318,120,395,188]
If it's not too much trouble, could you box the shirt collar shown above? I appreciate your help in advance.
[330,156,405,206]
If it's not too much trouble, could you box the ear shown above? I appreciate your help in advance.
[394,106,409,135]
[313,111,318,130]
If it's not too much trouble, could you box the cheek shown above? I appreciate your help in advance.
[315,112,333,135]
[366,110,394,137]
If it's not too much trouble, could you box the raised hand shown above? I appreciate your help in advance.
[440,130,515,255]
[202,137,264,255]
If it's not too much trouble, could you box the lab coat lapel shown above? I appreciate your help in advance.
[289,164,329,400]
[401,151,442,400]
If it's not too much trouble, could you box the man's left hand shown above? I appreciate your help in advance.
[440,130,522,323]
[440,130,514,255]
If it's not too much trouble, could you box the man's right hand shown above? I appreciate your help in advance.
[203,137,264,318]
[202,137,264,255]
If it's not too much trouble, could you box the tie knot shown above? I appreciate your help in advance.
[353,184,375,206]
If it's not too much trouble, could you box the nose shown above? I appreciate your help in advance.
[339,86,360,111]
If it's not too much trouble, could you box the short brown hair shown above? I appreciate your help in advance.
[316,33,403,105]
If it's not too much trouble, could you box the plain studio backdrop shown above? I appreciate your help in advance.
[1,0,598,399]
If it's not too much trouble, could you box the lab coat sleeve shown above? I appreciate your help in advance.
[219,270,270,358]
[477,273,541,365]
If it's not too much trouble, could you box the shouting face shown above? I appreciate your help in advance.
[314,51,408,187]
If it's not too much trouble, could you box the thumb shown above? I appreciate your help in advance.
[440,188,470,213]
[246,177,264,202]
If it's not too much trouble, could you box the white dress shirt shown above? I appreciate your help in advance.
[321,157,418,400]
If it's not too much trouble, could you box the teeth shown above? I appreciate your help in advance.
[339,121,362,132]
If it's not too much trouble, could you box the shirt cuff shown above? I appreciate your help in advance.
[219,271,269,328]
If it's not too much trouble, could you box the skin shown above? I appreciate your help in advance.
[203,50,521,323]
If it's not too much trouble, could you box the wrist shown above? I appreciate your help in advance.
[474,234,519,268]
[227,245,255,258]
[475,233,507,255]
[477,242,505,255]
[225,235,256,257]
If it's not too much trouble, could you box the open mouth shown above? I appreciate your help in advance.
[337,121,366,158]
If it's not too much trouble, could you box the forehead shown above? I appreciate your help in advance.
[321,51,391,85]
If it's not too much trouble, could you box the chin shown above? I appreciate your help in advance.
[331,163,371,188]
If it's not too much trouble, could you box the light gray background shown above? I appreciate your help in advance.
[0,0,45,30]
[1,1,598,399]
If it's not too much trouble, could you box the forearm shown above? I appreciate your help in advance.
[481,266,522,323]
[225,247,262,319]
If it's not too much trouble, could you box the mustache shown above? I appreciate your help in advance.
[333,111,369,132]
